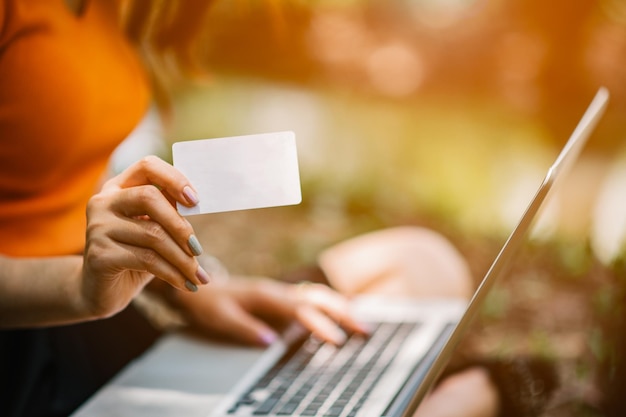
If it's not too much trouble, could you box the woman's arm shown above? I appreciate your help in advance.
[0,254,93,327]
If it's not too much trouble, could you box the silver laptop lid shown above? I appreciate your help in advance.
[400,87,610,417]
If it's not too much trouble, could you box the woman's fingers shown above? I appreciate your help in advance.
[291,282,369,338]
[110,185,203,258]
[172,281,281,346]
[172,278,368,348]
[80,155,209,319]
[202,297,279,346]
[86,209,205,293]
[87,163,210,291]
[106,158,210,288]
[241,279,368,345]
[295,304,349,345]
[104,155,199,208]
[109,218,210,290]
[115,243,198,292]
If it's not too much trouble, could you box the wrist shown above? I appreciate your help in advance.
[73,256,101,320]
[75,256,110,321]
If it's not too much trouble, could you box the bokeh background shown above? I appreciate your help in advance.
[145,1,626,415]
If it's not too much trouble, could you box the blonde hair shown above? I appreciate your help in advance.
[117,0,293,111]
[119,0,216,107]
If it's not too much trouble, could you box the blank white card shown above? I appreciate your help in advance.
[172,131,302,216]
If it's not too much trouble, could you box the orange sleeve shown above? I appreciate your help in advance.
[0,1,5,39]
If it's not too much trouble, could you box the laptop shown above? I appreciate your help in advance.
[211,87,610,417]
[70,87,608,417]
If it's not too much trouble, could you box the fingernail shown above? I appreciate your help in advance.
[183,186,199,206]
[332,329,347,346]
[358,322,373,335]
[185,280,198,292]
[196,265,211,284]
[259,331,277,346]
[188,234,203,256]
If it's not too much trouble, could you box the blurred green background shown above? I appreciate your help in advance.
[157,1,626,414]
[167,0,626,244]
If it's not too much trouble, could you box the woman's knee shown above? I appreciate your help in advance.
[319,226,473,299]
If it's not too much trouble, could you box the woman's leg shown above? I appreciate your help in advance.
[318,226,473,300]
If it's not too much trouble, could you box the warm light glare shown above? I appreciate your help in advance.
[307,12,371,69]
[366,42,425,97]
[591,154,626,265]
[409,0,486,29]
[600,0,626,25]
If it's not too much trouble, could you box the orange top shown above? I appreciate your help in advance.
[0,0,150,256]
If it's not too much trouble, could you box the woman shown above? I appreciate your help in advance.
[0,1,533,416]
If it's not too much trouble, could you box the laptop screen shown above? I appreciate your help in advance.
[400,87,610,417]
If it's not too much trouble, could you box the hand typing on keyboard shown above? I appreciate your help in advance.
[164,276,369,347]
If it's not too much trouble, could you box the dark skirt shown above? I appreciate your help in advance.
[0,304,161,417]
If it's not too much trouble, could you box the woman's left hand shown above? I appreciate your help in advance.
[168,276,368,346]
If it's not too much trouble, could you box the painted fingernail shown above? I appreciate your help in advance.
[188,234,203,256]
[196,265,211,284]
[259,331,278,346]
[185,280,198,292]
[357,322,373,335]
[183,186,199,206]
[332,329,347,345]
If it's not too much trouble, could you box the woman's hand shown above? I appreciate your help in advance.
[168,276,368,346]
[81,156,210,319]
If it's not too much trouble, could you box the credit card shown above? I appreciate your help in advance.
[172,131,302,216]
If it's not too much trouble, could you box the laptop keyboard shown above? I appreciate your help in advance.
[227,322,421,417]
